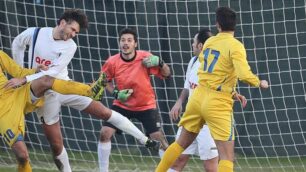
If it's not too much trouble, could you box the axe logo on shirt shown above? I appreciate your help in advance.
[35,56,52,66]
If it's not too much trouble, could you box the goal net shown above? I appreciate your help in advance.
[0,0,306,171]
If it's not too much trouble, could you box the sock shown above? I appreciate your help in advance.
[156,142,184,172]
[18,160,32,172]
[98,142,111,172]
[218,160,233,172]
[54,147,71,172]
[159,149,165,158]
[107,110,148,144]
[52,79,91,96]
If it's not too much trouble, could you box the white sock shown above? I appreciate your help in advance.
[107,110,148,144]
[159,149,165,158]
[55,147,71,172]
[98,142,111,172]
[167,168,179,172]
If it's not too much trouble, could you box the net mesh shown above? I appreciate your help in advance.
[0,0,306,171]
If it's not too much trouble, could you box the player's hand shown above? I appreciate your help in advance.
[260,80,269,89]
[36,64,49,72]
[169,101,182,121]
[233,93,247,108]
[142,55,164,68]
[113,88,133,102]
[4,77,26,89]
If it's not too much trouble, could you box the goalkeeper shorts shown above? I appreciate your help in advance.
[104,105,161,135]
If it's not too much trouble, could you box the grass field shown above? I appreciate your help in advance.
[1,149,306,172]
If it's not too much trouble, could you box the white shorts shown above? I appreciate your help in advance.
[176,125,218,160]
[36,90,92,125]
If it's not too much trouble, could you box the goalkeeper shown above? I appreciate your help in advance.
[97,28,171,172]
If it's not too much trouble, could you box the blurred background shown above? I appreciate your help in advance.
[0,0,306,171]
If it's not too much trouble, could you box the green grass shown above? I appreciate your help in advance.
[1,148,306,172]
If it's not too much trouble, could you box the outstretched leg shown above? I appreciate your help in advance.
[30,76,94,98]
[83,101,150,144]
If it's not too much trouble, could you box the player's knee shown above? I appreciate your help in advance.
[204,163,215,172]
[99,129,113,142]
[204,157,218,172]
[50,142,63,156]
[97,103,112,120]
[84,101,111,120]
[38,76,54,89]
[177,156,186,163]
[149,131,162,140]
[205,166,216,172]
[16,151,30,165]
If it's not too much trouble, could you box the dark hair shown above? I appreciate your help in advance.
[216,7,236,31]
[197,28,212,44]
[57,9,88,29]
[119,28,138,43]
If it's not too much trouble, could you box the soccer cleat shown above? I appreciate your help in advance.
[90,72,107,101]
[145,139,160,151]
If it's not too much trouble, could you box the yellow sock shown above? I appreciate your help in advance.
[218,160,233,172]
[18,160,32,172]
[155,142,184,172]
[52,79,91,96]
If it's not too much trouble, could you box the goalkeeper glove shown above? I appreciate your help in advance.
[142,55,164,68]
[113,88,133,102]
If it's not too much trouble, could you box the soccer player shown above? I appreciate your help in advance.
[12,9,158,172]
[156,7,269,172]
[169,29,217,172]
[97,28,171,172]
[169,29,247,172]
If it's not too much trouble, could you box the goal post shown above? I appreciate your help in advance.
[0,0,306,171]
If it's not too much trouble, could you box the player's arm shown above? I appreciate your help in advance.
[103,79,133,103]
[0,50,37,88]
[25,44,77,83]
[12,28,35,66]
[170,88,189,121]
[232,44,268,89]
[105,81,115,94]
[142,55,171,78]
[232,91,247,108]
[159,61,171,78]
[170,58,194,121]
[0,51,36,78]
[101,62,133,103]
[0,51,48,88]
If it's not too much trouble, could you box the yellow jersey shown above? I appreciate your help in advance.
[0,50,36,118]
[198,32,260,93]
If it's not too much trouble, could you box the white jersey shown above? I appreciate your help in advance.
[177,56,218,159]
[184,56,200,97]
[12,27,77,81]
[12,27,91,125]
